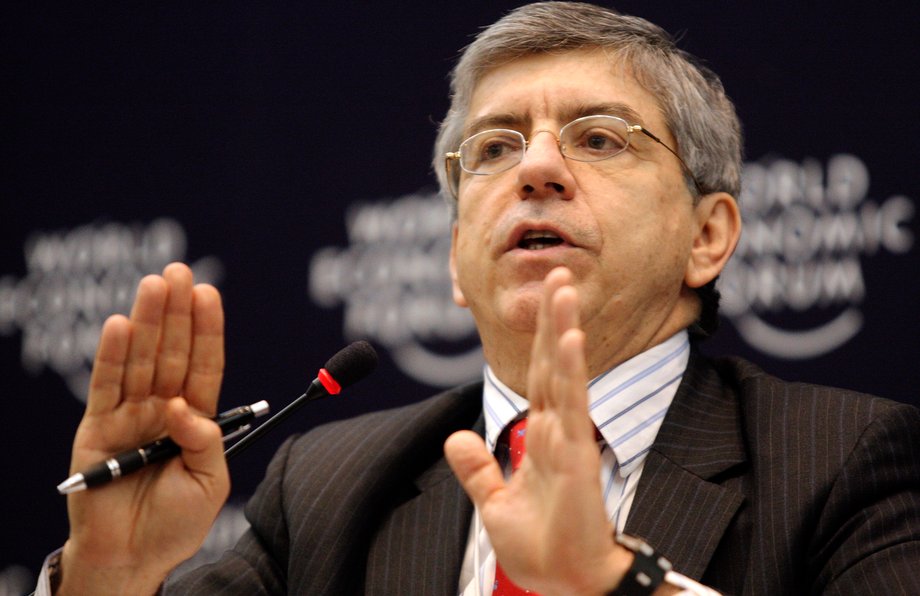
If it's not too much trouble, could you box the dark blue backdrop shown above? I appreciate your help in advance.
[3,3,918,592]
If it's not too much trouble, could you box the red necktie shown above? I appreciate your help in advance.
[492,418,539,595]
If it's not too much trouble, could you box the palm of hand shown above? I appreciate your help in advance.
[61,264,229,592]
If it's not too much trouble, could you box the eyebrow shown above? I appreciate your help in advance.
[464,113,528,138]
[564,102,648,127]
[463,101,650,138]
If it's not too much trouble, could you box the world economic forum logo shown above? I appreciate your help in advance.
[308,191,483,387]
[719,154,914,358]
[0,218,223,401]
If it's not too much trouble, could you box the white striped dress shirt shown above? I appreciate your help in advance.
[459,330,718,595]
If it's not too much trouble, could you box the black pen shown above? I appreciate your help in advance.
[56,400,270,495]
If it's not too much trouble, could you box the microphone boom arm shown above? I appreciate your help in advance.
[224,379,327,460]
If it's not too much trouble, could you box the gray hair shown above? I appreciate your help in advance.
[432,1,743,215]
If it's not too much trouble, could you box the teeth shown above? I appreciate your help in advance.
[522,230,560,240]
[518,229,564,250]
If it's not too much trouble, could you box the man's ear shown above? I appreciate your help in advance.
[449,223,468,307]
[685,192,742,288]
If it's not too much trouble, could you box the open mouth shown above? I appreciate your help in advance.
[517,230,565,250]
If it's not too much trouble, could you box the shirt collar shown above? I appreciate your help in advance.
[482,330,690,476]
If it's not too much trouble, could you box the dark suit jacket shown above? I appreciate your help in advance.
[170,351,920,594]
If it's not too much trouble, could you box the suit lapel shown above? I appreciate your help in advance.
[364,352,747,589]
[365,384,483,596]
[368,458,475,596]
[624,351,747,580]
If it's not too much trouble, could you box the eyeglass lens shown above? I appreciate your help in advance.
[459,115,633,175]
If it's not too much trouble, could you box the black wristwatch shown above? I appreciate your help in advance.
[606,534,672,596]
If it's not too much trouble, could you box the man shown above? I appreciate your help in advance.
[41,3,920,595]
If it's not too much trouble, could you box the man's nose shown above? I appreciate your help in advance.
[516,130,576,200]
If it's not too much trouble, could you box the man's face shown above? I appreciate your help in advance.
[449,49,703,373]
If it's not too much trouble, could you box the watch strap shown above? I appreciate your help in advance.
[606,534,672,596]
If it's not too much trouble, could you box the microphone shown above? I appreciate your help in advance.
[224,340,378,460]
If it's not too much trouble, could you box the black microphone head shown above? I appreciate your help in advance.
[324,340,378,389]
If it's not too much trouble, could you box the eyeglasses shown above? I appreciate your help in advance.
[444,114,703,198]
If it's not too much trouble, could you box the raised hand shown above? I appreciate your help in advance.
[445,267,630,596]
[59,263,229,595]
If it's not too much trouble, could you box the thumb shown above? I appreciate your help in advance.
[164,397,228,485]
[444,430,505,508]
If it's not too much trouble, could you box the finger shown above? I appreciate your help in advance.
[556,327,593,437]
[552,282,580,340]
[152,263,194,398]
[444,430,506,509]
[86,315,131,415]
[551,284,590,424]
[183,284,224,416]
[163,397,230,498]
[122,275,168,403]
[528,267,572,411]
